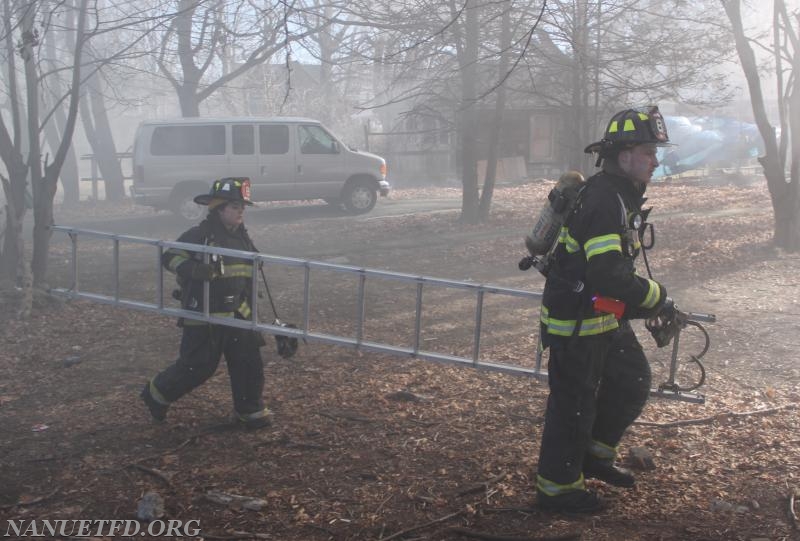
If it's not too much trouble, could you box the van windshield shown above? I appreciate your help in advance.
[298,125,338,154]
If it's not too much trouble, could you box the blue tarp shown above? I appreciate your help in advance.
[653,115,764,177]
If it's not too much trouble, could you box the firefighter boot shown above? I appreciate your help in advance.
[583,456,635,488]
[140,382,169,422]
[537,489,607,514]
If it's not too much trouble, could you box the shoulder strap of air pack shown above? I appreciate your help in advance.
[615,193,628,229]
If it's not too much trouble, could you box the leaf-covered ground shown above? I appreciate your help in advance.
[1,177,799,540]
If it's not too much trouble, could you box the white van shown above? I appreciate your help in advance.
[131,117,390,219]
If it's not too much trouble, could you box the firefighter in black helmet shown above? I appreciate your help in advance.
[535,106,675,513]
[140,177,273,430]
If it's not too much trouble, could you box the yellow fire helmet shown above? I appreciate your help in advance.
[194,177,254,206]
[584,105,673,161]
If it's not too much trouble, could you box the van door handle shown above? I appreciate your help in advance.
[297,164,302,174]
[261,166,267,175]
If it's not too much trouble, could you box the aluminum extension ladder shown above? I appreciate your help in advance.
[50,226,713,403]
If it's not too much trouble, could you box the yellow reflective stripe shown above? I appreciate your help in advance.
[588,439,618,461]
[637,112,649,121]
[149,379,170,405]
[237,408,271,421]
[558,227,581,253]
[166,249,192,272]
[623,118,636,131]
[237,300,251,319]
[222,263,253,278]
[584,234,621,260]
[640,279,661,309]
[537,473,585,496]
[540,306,619,336]
[608,120,619,133]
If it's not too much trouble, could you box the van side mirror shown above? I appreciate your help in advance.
[331,141,339,153]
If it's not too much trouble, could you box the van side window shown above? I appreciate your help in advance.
[150,125,225,155]
[232,125,255,155]
[299,125,338,154]
[259,125,289,154]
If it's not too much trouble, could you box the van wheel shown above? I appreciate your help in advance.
[170,187,205,221]
[342,181,377,214]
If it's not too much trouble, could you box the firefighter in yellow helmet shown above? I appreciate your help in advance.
[140,178,272,430]
[535,106,675,513]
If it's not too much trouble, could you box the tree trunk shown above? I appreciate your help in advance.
[0,164,29,283]
[43,114,80,205]
[478,114,501,222]
[569,2,589,171]
[81,74,125,200]
[90,86,126,200]
[459,113,480,224]
[23,0,45,294]
[589,0,602,173]
[318,5,336,125]
[178,86,201,117]
[1,197,26,285]
[0,0,29,283]
[478,1,511,222]
[31,0,89,287]
[43,0,80,206]
[31,177,56,288]
[723,0,797,251]
[458,0,480,225]
[176,0,202,118]
[777,45,800,250]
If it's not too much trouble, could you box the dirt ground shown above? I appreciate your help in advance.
[2,176,800,541]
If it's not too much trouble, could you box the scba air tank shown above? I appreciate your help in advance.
[525,171,586,255]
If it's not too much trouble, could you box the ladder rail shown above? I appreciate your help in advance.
[49,226,710,404]
[51,225,541,369]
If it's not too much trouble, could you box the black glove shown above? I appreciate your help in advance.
[190,262,216,281]
[658,296,676,321]
[646,297,681,348]
[274,320,299,359]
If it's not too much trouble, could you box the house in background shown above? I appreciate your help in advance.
[359,53,570,186]
[363,104,564,186]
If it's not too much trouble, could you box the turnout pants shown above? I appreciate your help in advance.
[537,324,651,492]
[152,324,265,416]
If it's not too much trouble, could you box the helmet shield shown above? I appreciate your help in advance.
[585,105,672,157]
[194,177,254,206]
